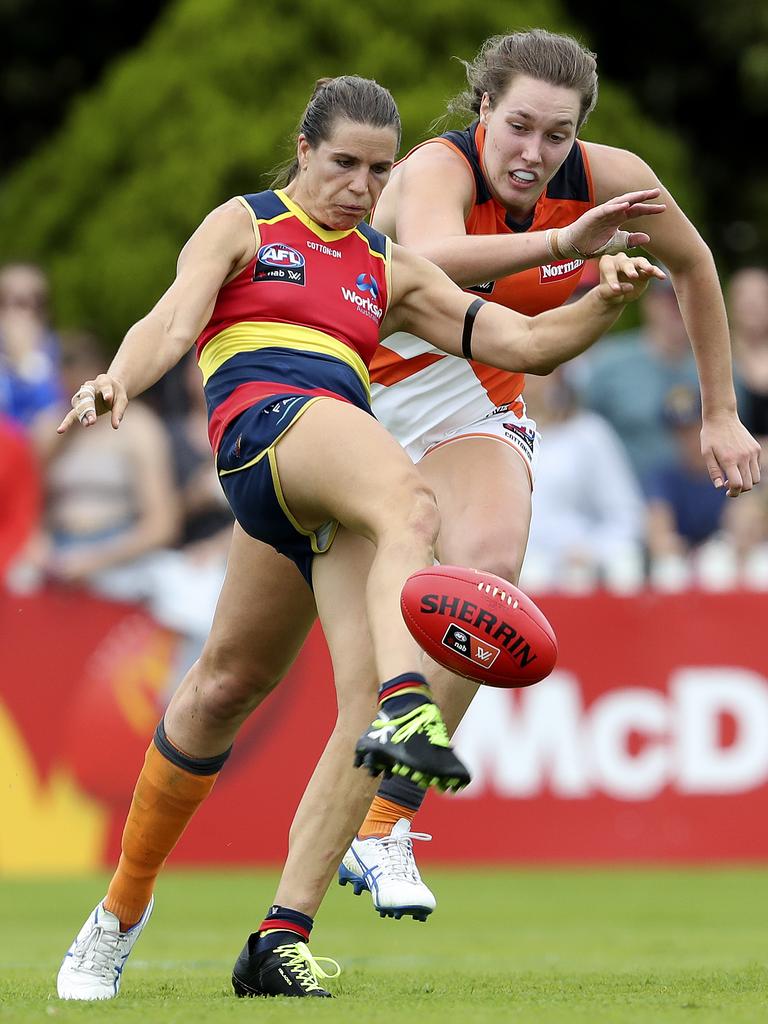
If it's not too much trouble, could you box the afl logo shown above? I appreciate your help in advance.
[258,243,305,268]
[355,273,379,300]
[253,243,306,286]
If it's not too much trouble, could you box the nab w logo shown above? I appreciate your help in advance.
[253,242,306,286]
[468,634,501,669]
[442,623,501,670]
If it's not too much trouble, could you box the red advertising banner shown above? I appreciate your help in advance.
[2,585,767,872]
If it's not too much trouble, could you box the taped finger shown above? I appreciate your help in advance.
[589,230,632,258]
[73,390,96,423]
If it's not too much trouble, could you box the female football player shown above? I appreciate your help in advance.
[56,73,663,1001]
[337,30,760,920]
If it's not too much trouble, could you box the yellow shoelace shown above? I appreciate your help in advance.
[377,703,451,748]
[273,942,341,993]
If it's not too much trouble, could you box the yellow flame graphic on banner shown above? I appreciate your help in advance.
[0,700,107,875]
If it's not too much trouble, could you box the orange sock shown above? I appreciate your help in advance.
[358,796,414,839]
[104,740,221,928]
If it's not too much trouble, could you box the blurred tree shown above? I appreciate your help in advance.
[0,0,695,346]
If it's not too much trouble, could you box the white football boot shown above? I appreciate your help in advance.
[57,896,154,1000]
[338,818,436,921]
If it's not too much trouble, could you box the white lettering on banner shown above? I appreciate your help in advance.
[453,672,590,798]
[674,669,768,794]
[453,667,768,800]
[587,689,669,799]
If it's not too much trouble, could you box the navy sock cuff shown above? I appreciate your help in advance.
[378,673,429,703]
[260,904,313,941]
[153,719,232,776]
[378,773,429,812]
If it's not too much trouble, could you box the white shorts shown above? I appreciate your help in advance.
[387,404,540,484]
[371,331,538,482]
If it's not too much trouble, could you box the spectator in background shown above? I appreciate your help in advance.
[715,486,768,586]
[146,351,233,643]
[646,384,727,584]
[520,367,646,592]
[13,332,230,657]
[0,414,41,582]
[692,487,768,590]
[578,276,699,489]
[728,267,768,441]
[0,262,62,455]
[28,329,180,595]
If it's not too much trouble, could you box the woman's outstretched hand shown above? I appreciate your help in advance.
[57,374,128,433]
[596,253,667,304]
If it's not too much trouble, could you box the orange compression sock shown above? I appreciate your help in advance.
[104,721,231,928]
[358,796,414,840]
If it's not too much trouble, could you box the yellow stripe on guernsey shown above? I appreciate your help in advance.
[198,321,371,396]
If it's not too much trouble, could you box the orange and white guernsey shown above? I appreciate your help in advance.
[370,121,595,464]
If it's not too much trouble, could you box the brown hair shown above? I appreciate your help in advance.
[449,30,598,131]
[274,76,401,187]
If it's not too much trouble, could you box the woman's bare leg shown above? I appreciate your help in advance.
[164,523,316,754]
[273,529,380,915]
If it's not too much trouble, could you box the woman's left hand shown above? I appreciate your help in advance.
[701,413,762,497]
[596,254,667,305]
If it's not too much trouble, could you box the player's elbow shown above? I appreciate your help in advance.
[516,336,558,376]
[526,359,557,377]
[479,319,549,375]
[144,308,197,357]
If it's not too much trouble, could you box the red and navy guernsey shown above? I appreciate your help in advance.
[196,189,392,454]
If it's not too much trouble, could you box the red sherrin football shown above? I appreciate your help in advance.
[401,565,557,688]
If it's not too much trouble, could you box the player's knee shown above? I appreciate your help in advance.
[195,649,280,724]
[385,478,440,548]
[333,681,378,732]
[409,483,441,546]
[446,533,527,585]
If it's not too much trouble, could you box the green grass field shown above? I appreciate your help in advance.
[1,868,767,1022]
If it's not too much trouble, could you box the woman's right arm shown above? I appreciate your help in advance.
[57,199,257,433]
[383,244,665,375]
[378,142,663,288]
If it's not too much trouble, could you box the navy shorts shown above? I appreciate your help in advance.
[217,394,338,586]
[210,346,373,586]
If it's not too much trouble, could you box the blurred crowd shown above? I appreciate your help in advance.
[1,259,768,629]
[0,262,233,663]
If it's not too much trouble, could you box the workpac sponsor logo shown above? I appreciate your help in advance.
[539,258,584,284]
[253,243,306,285]
[503,422,536,455]
[442,623,500,670]
[341,273,383,321]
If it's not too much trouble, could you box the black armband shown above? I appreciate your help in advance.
[461,298,486,360]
